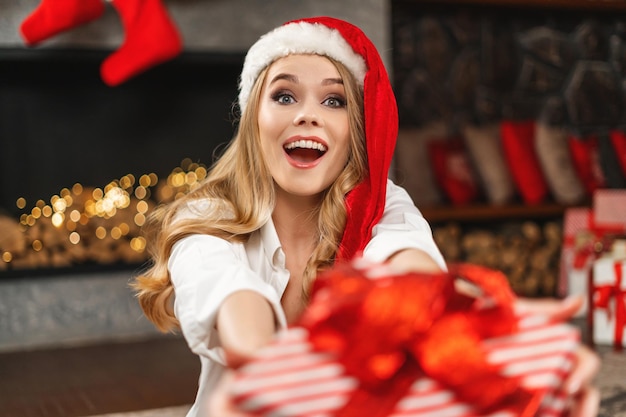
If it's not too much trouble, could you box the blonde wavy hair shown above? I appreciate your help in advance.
[132,56,367,332]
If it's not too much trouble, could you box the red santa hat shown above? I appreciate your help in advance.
[238,16,398,261]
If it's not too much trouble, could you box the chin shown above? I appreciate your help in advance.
[278,182,328,198]
[288,188,325,197]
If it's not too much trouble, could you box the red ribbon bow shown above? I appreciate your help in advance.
[296,262,542,417]
[593,262,626,349]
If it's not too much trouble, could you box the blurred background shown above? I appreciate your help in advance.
[0,0,625,416]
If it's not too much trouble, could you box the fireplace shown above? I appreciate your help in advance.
[0,48,244,276]
[0,48,243,211]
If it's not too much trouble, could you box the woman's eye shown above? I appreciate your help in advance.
[323,96,346,108]
[272,92,295,105]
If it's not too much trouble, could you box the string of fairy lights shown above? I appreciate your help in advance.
[1,158,208,270]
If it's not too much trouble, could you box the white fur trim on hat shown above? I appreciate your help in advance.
[238,21,368,116]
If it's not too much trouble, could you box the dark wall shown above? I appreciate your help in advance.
[0,49,243,215]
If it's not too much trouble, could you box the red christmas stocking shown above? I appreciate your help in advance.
[100,0,182,86]
[610,130,626,176]
[19,0,105,46]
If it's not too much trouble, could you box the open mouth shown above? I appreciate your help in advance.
[284,139,327,163]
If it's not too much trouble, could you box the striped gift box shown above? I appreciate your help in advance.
[231,314,578,417]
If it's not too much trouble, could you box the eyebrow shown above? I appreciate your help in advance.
[270,73,298,85]
[322,78,344,86]
[269,73,344,86]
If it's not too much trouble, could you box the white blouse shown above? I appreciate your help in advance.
[167,180,446,417]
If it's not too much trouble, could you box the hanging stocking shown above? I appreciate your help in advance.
[100,0,182,86]
[19,0,105,46]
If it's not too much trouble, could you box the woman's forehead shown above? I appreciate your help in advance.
[266,54,341,79]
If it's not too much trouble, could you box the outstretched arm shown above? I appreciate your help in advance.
[217,290,277,368]
[386,247,444,274]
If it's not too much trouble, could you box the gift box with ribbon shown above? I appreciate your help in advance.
[231,261,579,417]
[591,241,626,348]
[559,191,626,314]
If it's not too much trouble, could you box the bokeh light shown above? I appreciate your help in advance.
[5,159,207,271]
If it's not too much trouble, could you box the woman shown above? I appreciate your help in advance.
[133,17,599,417]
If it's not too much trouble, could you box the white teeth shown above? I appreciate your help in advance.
[284,140,327,152]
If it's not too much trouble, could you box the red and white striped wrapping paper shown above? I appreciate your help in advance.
[231,314,579,417]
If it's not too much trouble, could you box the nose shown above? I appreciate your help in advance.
[293,101,322,126]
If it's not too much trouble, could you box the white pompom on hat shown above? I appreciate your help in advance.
[238,16,399,261]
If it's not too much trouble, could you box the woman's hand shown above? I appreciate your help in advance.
[516,296,601,417]
[207,370,255,417]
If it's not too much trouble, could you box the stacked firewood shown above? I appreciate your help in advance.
[433,221,562,297]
